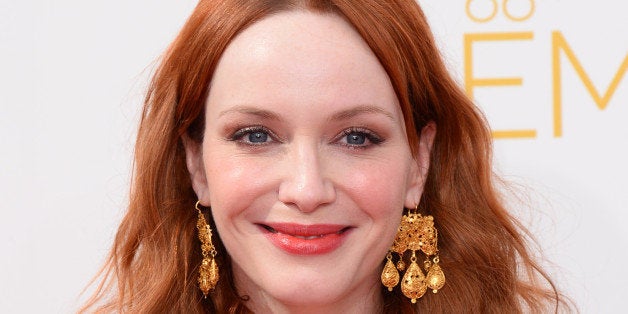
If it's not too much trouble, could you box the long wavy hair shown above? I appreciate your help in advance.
[81,0,568,312]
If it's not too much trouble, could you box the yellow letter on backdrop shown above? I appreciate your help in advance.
[552,31,628,137]
[464,32,535,139]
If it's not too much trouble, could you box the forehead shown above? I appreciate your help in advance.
[206,10,402,123]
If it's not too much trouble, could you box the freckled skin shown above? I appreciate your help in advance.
[184,11,435,314]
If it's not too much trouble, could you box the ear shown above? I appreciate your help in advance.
[182,135,211,206]
[405,122,436,208]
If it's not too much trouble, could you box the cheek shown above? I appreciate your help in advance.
[335,156,412,219]
[203,151,278,218]
[337,158,410,258]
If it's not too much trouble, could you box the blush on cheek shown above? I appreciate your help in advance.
[343,168,408,215]
[206,155,278,214]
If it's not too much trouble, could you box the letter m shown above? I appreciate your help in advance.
[552,31,628,137]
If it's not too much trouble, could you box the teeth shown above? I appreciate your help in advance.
[261,225,350,238]
[295,235,324,240]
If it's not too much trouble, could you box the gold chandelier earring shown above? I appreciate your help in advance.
[195,201,219,297]
[381,205,446,303]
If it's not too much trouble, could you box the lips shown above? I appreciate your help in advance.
[258,223,351,255]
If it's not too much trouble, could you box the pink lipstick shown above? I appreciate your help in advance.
[259,223,351,255]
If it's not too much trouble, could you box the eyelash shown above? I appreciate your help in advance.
[227,125,384,149]
[336,127,384,149]
[228,125,278,146]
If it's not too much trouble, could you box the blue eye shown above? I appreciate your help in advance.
[229,126,274,145]
[338,128,383,148]
[346,132,366,145]
[248,131,268,143]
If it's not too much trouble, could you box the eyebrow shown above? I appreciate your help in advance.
[218,106,282,121]
[329,105,396,122]
[218,104,396,121]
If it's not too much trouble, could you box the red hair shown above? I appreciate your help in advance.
[81,0,568,312]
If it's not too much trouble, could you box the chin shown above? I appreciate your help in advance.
[262,278,356,308]
[234,259,375,308]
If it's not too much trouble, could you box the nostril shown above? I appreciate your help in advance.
[277,178,337,213]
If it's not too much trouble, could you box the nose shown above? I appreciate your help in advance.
[277,139,336,213]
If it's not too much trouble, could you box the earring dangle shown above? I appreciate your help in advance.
[381,252,400,291]
[381,215,409,291]
[196,201,219,297]
[381,205,446,303]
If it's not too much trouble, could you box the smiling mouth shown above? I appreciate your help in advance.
[260,224,351,239]
[257,223,352,255]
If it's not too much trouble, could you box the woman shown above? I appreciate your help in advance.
[82,0,566,312]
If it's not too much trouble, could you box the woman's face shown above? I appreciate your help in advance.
[185,11,434,311]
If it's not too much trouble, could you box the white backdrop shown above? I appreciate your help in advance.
[1,0,626,312]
